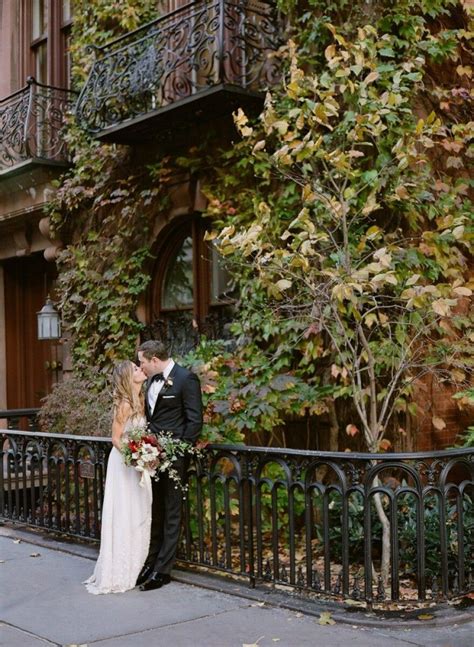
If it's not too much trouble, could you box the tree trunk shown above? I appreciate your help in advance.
[328,400,339,452]
[372,475,391,586]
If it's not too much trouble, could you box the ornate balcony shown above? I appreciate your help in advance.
[75,0,282,143]
[0,78,76,177]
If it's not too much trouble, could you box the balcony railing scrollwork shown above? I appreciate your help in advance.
[0,77,77,174]
[75,0,282,141]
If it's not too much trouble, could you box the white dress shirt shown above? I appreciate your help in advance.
[147,359,175,412]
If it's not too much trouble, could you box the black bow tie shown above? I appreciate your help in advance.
[151,373,165,383]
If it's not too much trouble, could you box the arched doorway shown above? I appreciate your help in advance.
[145,214,235,355]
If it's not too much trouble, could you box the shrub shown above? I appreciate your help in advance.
[39,371,112,436]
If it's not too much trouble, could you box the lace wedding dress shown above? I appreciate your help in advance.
[84,415,152,594]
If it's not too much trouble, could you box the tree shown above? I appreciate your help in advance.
[208,12,472,582]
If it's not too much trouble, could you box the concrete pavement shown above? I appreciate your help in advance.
[1,527,473,647]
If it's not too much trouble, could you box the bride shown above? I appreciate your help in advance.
[84,360,151,594]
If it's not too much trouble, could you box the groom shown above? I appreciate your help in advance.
[136,339,203,591]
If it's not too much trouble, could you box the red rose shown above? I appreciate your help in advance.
[143,435,158,447]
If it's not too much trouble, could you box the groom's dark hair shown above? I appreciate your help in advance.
[138,339,169,360]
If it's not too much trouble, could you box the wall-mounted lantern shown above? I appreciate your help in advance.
[37,296,61,340]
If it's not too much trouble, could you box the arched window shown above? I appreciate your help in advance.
[147,216,235,354]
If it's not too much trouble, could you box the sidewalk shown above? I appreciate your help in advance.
[1,526,473,647]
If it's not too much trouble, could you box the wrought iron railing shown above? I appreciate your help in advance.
[0,409,40,431]
[0,78,76,173]
[76,0,281,136]
[143,307,236,357]
[1,425,472,607]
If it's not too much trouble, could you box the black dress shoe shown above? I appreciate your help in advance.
[139,572,171,592]
[136,564,154,587]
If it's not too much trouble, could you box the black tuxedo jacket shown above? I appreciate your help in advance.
[145,363,203,444]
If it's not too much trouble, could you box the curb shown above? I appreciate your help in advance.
[171,569,474,630]
[1,522,473,630]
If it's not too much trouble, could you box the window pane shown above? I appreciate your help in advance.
[210,242,234,304]
[62,0,73,22]
[32,0,48,40]
[162,236,194,308]
[35,43,48,84]
[64,33,72,86]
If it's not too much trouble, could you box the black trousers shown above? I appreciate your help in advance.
[147,456,186,575]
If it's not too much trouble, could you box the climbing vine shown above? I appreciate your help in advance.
[47,0,165,384]
[45,0,472,447]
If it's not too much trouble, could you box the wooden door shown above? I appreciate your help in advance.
[4,253,59,408]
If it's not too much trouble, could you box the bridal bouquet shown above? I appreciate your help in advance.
[121,422,162,486]
[121,423,199,491]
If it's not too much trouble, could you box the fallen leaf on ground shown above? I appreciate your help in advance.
[13,539,21,544]
[30,553,41,558]
[318,612,336,626]
[417,614,434,621]
[243,637,264,647]
[344,599,366,608]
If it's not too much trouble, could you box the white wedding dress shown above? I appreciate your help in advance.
[84,415,152,594]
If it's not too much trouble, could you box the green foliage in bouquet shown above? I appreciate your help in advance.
[121,424,200,492]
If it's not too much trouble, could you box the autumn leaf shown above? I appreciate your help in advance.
[325,44,337,61]
[446,156,463,169]
[318,612,336,625]
[234,108,248,128]
[432,299,452,317]
[346,424,359,437]
[276,279,292,291]
[453,286,472,297]
[331,364,341,378]
[395,185,409,200]
[364,71,379,84]
[243,637,265,647]
[378,439,392,452]
[432,416,446,431]
[450,368,465,383]
[348,149,364,158]
[456,65,472,78]
[417,614,434,621]
[405,273,420,286]
[344,599,366,608]
[252,140,266,153]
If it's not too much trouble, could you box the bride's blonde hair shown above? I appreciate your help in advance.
[112,360,143,420]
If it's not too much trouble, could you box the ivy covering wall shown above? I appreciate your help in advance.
[44,0,473,448]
